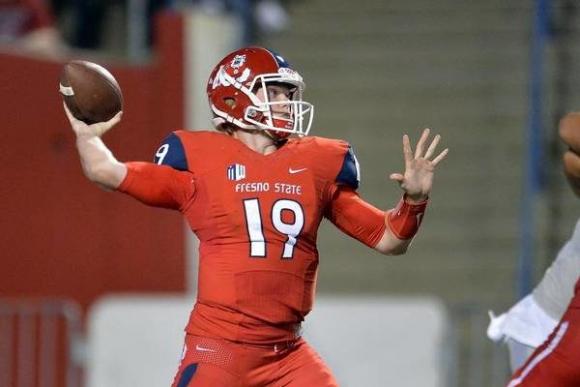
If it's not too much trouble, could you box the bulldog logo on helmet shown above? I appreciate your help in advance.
[231,54,246,69]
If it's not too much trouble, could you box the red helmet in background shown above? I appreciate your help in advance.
[206,47,314,138]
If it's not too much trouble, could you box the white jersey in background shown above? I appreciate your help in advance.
[533,219,580,319]
[487,219,580,370]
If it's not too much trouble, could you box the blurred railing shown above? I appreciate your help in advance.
[446,303,512,387]
[0,298,514,386]
[0,299,83,387]
[518,0,552,298]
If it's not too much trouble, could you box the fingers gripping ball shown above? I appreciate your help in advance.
[59,61,123,124]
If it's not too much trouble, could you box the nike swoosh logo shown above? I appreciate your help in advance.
[289,167,307,174]
[416,213,424,224]
[195,345,216,352]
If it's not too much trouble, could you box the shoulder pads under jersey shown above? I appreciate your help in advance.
[154,132,188,171]
[336,144,361,190]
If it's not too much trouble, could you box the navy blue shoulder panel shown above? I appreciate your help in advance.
[154,132,188,171]
[336,145,360,190]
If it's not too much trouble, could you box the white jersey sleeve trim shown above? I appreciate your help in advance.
[487,294,559,347]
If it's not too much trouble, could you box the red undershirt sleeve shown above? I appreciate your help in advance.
[324,184,386,248]
[117,162,195,211]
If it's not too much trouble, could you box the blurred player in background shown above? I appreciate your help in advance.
[487,225,580,371]
[488,113,580,386]
[507,278,580,386]
[63,46,448,386]
[0,0,66,56]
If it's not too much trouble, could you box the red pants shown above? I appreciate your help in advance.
[507,304,580,387]
[171,334,338,387]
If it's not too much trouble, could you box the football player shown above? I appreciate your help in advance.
[487,220,580,374]
[64,47,448,386]
[506,278,580,387]
[490,113,580,386]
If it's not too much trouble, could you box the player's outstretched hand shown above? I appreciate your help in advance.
[63,102,122,138]
[389,128,448,202]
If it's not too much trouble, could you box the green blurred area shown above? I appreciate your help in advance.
[259,0,580,309]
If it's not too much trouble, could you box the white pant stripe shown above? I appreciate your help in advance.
[507,321,569,387]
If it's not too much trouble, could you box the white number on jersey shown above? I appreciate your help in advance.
[242,198,305,259]
[243,199,266,257]
[155,144,170,165]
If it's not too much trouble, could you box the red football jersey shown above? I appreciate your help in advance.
[573,278,580,307]
[507,278,580,387]
[119,130,386,344]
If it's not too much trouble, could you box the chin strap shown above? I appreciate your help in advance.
[386,194,428,240]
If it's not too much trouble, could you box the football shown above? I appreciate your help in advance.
[59,60,123,124]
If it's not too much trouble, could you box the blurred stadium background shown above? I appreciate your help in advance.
[2,0,580,386]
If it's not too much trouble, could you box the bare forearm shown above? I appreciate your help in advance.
[63,104,126,190]
[374,228,412,255]
[75,133,126,190]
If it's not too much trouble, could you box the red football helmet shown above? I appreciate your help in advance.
[206,47,314,138]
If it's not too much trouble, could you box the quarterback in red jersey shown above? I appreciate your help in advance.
[64,47,448,386]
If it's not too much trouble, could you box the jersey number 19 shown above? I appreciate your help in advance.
[243,199,304,259]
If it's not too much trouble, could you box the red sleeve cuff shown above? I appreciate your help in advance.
[386,195,428,240]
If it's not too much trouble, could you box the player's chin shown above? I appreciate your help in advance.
[272,130,292,140]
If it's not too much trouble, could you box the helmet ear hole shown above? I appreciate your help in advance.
[224,97,236,108]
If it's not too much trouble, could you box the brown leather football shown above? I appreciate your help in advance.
[59,60,123,124]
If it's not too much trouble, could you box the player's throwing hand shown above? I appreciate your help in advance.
[389,128,448,202]
[63,102,122,138]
